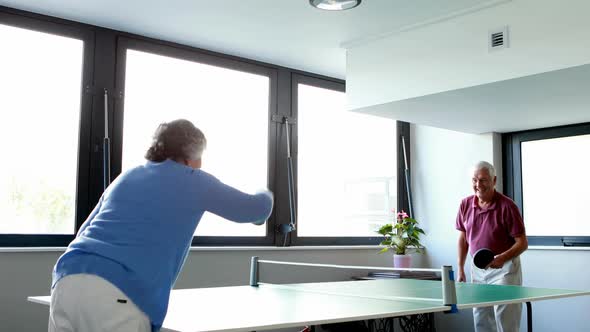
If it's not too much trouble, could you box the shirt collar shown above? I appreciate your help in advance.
[471,190,498,210]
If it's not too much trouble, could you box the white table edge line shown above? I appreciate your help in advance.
[257,259,442,273]
[259,283,443,303]
[27,296,50,305]
[457,291,590,309]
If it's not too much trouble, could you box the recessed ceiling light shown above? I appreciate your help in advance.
[309,0,362,11]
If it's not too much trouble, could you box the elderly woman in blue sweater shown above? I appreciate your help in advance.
[49,119,273,332]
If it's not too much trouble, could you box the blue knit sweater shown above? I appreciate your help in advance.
[52,159,273,331]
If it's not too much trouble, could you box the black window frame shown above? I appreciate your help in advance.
[112,36,279,246]
[283,74,410,246]
[0,7,95,246]
[0,5,409,247]
[503,122,590,247]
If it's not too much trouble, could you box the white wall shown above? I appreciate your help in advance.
[346,0,590,110]
[412,123,590,331]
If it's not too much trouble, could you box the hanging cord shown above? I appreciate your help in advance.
[401,135,413,218]
[279,116,297,246]
[103,89,111,191]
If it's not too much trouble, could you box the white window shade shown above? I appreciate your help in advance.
[122,49,269,237]
[297,83,397,237]
[521,134,590,236]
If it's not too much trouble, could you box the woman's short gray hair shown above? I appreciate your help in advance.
[473,161,496,178]
[145,119,206,162]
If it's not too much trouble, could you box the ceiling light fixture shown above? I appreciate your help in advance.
[309,0,362,11]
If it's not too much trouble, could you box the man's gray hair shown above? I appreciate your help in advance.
[473,161,496,178]
[145,119,207,162]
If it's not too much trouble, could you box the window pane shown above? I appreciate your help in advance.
[521,134,590,236]
[122,50,269,237]
[0,24,82,234]
[297,84,397,237]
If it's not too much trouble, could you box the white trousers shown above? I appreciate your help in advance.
[471,256,523,332]
[49,274,151,332]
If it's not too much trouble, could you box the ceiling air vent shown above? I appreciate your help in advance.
[488,26,509,52]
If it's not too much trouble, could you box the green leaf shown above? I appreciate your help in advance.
[377,224,393,235]
[380,239,392,246]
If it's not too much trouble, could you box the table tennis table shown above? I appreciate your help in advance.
[28,258,590,332]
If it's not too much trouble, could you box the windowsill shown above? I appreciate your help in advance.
[0,245,383,253]
[0,247,69,253]
[528,245,590,251]
[188,245,383,251]
[5,245,589,253]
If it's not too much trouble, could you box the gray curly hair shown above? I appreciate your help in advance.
[145,119,206,162]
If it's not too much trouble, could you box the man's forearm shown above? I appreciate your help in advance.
[457,234,468,270]
[498,235,528,261]
[458,246,468,269]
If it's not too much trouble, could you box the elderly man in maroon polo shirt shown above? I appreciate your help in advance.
[456,161,528,332]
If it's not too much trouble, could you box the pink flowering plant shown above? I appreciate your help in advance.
[377,210,425,255]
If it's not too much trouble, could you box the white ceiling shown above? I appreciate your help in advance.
[0,0,493,79]
[344,0,590,133]
[2,0,589,134]
[359,63,590,134]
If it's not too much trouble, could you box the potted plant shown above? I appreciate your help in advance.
[376,210,425,268]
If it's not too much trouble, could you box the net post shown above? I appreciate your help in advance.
[250,256,259,287]
[441,265,458,313]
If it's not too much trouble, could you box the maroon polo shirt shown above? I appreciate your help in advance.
[456,191,526,256]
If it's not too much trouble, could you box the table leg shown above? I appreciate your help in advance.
[526,302,532,332]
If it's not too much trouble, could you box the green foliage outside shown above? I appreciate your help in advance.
[1,176,73,233]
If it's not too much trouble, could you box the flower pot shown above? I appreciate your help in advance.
[393,254,411,268]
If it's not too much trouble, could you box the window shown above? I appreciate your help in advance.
[0,6,407,247]
[296,80,398,238]
[120,47,270,238]
[503,122,590,246]
[281,75,406,246]
[0,13,92,246]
